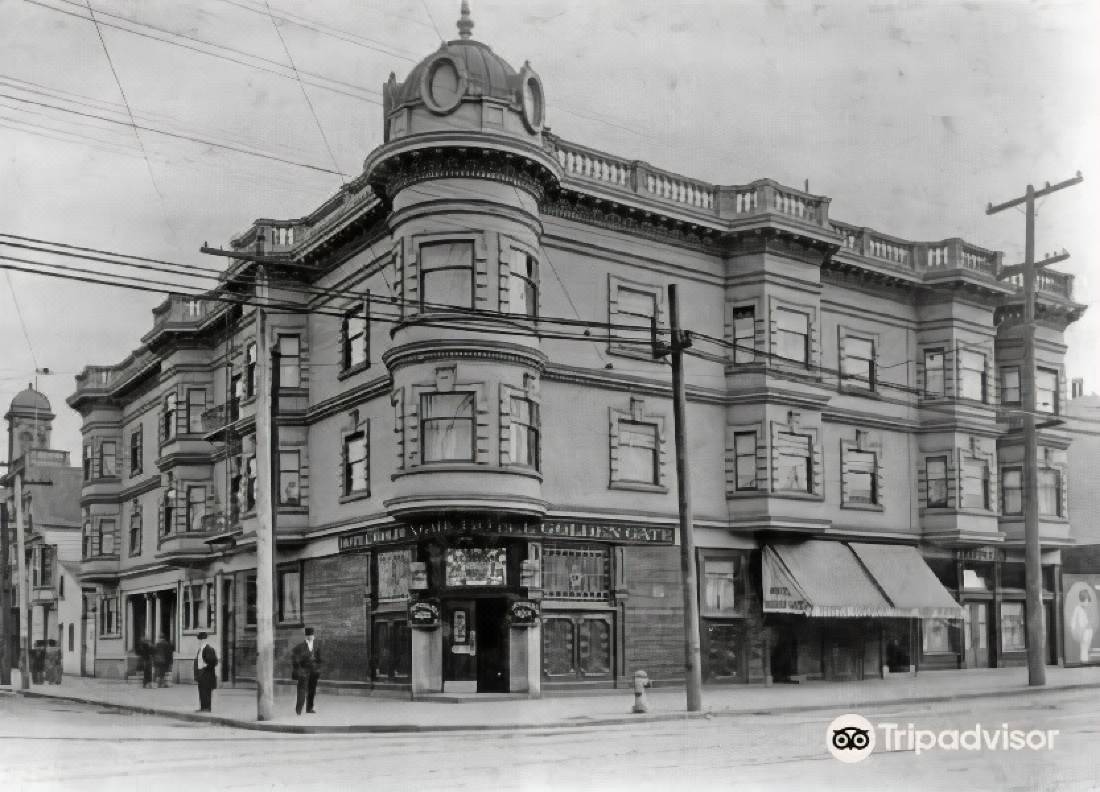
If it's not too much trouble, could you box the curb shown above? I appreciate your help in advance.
[17,679,1100,735]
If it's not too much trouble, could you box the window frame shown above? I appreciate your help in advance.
[96,518,116,557]
[1036,367,1059,415]
[509,250,539,319]
[277,334,302,389]
[1001,466,1023,515]
[775,431,813,494]
[245,342,257,398]
[1000,366,1021,405]
[277,564,303,625]
[128,501,142,556]
[185,389,205,434]
[508,395,540,470]
[841,335,876,391]
[341,304,369,372]
[162,393,177,442]
[958,349,988,403]
[843,449,878,505]
[700,556,739,617]
[961,456,991,511]
[129,426,143,476]
[608,277,663,359]
[616,420,660,485]
[98,440,117,478]
[774,307,809,365]
[343,429,370,497]
[926,456,949,508]
[1038,466,1063,517]
[419,392,476,464]
[733,431,757,491]
[278,450,302,506]
[923,348,946,399]
[731,305,756,365]
[185,485,206,533]
[419,240,475,311]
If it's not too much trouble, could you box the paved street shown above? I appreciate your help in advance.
[1,687,1095,792]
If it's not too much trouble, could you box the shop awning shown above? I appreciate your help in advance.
[762,541,963,619]
[849,543,964,619]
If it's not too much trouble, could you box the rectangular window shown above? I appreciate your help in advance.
[278,567,302,624]
[246,343,257,398]
[775,432,812,493]
[343,431,369,495]
[775,308,809,364]
[731,306,755,364]
[183,584,204,631]
[128,504,142,556]
[961,457,990,510]
[342,306,368,370]
[420,392,475,463]
[129,427,143,476]
[99,596,119,637]
[510,250,538,318]
[230,374,244,422]
[82,520,93,559]
[186,486,206,532]
[618,421,658,484]
[922,619,954,654]
[1038,468,1062,517]
[278,335,301,388]
[1037,368,1059,414]
[614,286,656,350]
[98,440,117,477]
[924,349,945,399]
[733,431,757,490]
[245,575,257,627]
[926,456,949,507]
[1002,466,1023,515]
[844,450,877,504]
[83,444,92,480]
[702,558,737,615]
[163,393,177,441]
[185,389,205,434]
[842,337,875,390]
[1000,602,1026,652]
[98,519,115,556]
[162,489,175,536]
[959,350,987,402]
[542,545,610,601]
[420,241,474,310]
[1001,367,1021,405]
[509,397,540,469]
[279,450,301,506]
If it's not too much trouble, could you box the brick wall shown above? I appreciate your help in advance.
[622,545,684,682]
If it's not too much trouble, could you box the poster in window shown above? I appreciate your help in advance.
[377,549,411,600]
[446,547,507,587]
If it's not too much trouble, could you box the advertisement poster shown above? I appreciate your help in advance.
[1063,574,1100,666]
[446,547,507,587]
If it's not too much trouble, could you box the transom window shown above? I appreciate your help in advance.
[420,392,475,463]
[959,350,987,402]
[420,241,474,310]
[775,432,812,493]
[842,337,875,390]
[509,250,538,318]
[924,349,945,399]
[617,421,658,484]
[926,456,949,508]
[509,396,540,469]
[775,308,809,364]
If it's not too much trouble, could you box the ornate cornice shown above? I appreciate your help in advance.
[543,191,721,252]
[383,337,548,372]
[372,147,553,205]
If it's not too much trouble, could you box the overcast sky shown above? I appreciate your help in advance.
[2,0,1098,459]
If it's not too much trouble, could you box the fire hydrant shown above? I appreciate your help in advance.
[632,669,652,713]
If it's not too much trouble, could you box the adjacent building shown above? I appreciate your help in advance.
[67,7,1085,693]
[2,386,85,676]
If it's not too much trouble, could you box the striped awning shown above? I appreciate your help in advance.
[763,541,963,619]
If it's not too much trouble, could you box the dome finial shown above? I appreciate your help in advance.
[457,0,474,39]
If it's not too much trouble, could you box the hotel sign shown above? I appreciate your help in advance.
[338,518,673,552]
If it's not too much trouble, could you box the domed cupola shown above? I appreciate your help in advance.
[367,1,561,203]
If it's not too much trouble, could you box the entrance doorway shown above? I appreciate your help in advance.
[965,602,991,668]
[443,599,509,693]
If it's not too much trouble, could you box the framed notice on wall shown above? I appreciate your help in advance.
[446,547,507,587]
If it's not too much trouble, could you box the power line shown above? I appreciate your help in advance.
[3,272,41,372]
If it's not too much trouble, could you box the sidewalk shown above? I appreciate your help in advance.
[4,665,1099,734]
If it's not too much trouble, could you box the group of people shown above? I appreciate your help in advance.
[190,626,322,716]
[29,639,63,685]
[135,634,176,688]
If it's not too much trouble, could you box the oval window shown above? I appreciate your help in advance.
[429,60,461,108]
[521,75,544,132]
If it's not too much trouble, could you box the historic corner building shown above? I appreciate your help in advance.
[67,8,1086,695]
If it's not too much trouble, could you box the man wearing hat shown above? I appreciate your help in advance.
[193,632,218,712]
[290,627,322,715]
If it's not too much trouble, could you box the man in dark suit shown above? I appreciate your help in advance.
[291,626,322,715]
[193,631,218,712]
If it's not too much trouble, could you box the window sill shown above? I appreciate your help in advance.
[339,491,372,505]
[608,481,668,494]
[728,489,765,498]
[769,491,823,501]
[337,362,371,382]
[841,502,884,512]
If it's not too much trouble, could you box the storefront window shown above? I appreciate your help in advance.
[543,545,609,601]
[922,619,955,654]
[702,558,737,615]
[1000,602,1026,652]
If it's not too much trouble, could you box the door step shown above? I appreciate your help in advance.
[415,692,528,704]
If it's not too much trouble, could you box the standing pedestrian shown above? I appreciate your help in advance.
[137,638,154,688]
[192,632,218,712]
[154,633,174,687]
[290,627,322,715]
[45,639,62,684]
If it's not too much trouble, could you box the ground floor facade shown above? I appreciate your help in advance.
[74,516,1069,692]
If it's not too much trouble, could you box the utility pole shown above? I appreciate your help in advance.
[253,232,278,721]
[1,501,11,686]
[988,171,1083,687]
[14,473,30,689]
[654,284,704,711]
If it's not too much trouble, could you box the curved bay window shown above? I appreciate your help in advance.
[509,250,538,318]
[420,392,475,463]
[420,241,474,310]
